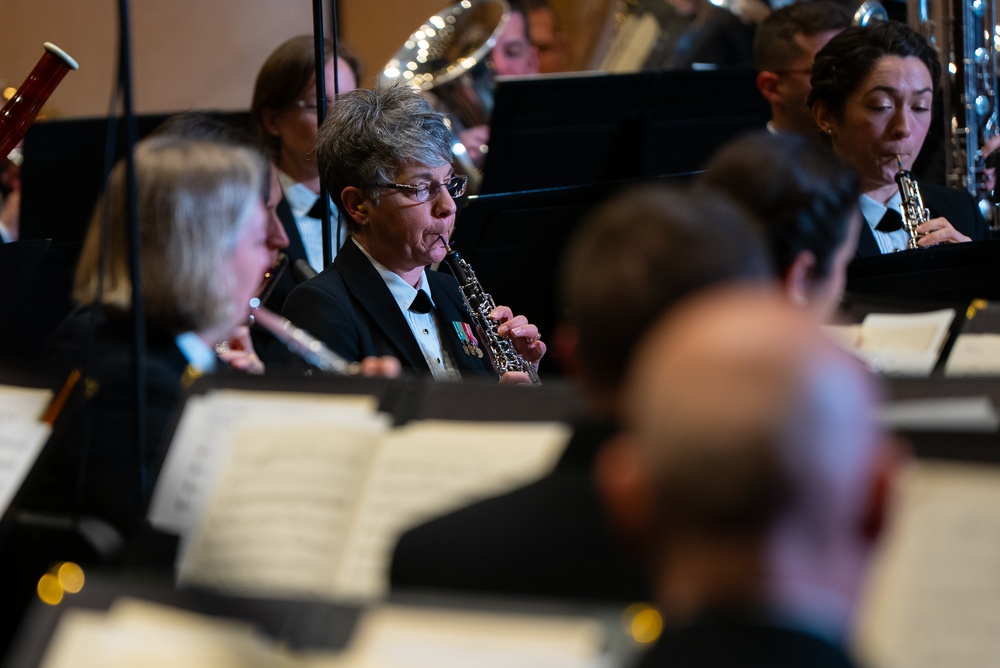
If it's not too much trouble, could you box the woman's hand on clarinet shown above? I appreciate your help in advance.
[915,217,971,246]
[492,305,546,363]
[215,325,265,375]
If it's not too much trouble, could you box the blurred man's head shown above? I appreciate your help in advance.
[599,286,899,632]
[557,185,771,416]
[754,1,851,135]
[524,0,568,73]
[491,2,540,76]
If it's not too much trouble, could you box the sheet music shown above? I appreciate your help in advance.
[40,598,294,668]
[177,418,568,603]
[0,384,52,423]
[148,389,379,538]
[324,604,607,668]
[332,421,571,600]
[945,333,1000,376]
[0,384,53,513]
[879,396,1000,432]
[0,420,52,513]
[856,461,1000,668]
[826,309,955,376]
[177,419,388,598]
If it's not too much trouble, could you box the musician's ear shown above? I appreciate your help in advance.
[341,187,368,225]
[784,249,817,308]
[756,70,781,105]
[812,102,835,136]
[260,107,282,137]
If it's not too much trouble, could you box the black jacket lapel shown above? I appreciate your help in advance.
[337,241,431,374]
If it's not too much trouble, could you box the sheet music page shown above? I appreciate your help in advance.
[945,333,1000,376]
[0,419,51,513]
[827,310,955,376]
[859,309,955,353]
[177,417,389,599]
[879,396,1000,432]
[856,460,1000,668]
[314,604,607,668]
[39,598,295,668]
[0,384,52,422]
[331,421,571,601]
[148,389,379,537]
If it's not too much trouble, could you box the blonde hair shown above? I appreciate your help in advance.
[74,137,265,335]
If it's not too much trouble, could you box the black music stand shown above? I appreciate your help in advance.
[450,177,696,375]
[20,112,253,246]
[481,66,769,194]
[0,239,49,333]
[846,240,1000,302]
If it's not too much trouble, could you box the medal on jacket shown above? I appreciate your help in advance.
[453,321,483,357]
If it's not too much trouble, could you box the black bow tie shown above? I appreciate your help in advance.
[410,290,433,314]
[876,208,904,233]
[306,197,325,220]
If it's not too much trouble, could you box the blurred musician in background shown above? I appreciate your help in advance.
[639,0,763,70]
[490,0,541,76]
[808,21,989,257]
[601,286,900,667]
[390,185,772,600]
[456,0,542,169]
[37,137,272,534]
[753,0,850,136]
[697,131,861,321]
[524,0,569,73]
[282,83,544,381]
[251,35,361,283]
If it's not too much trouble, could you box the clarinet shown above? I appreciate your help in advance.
[894,155,929,251]
[440,238,541,384]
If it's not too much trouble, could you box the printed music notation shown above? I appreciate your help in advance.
[856,460,1000,668]
[0,384,53,514]
[149,388,570,602]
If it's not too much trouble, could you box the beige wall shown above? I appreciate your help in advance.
[0,0,320,119]
[0,0,613,121]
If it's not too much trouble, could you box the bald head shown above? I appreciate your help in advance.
[624,286,885,547]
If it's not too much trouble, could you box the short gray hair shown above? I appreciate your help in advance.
[315,82,452,233]
[74,137,266,335]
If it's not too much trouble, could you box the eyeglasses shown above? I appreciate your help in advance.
[295,98,334,114]
[379,174,469,203]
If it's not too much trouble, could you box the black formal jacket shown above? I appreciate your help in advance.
[390,420,651,602]
[637,614,858,668]
[29,307,193,535]
[856,183,990,258]
[281,238,494,379]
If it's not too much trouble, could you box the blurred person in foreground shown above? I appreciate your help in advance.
[282,83,544,382]
[598,286,903,667]
[39,137,272,534]
[390,185,772,600]
[697,131,860,321]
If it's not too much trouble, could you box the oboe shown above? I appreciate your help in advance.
[440,237,541,384]
[895,155,929,251]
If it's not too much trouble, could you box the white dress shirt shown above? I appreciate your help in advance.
[859,192,912,254]
[354,239,461,381]
[277,170,345,272]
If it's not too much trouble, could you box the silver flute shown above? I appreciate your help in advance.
[249,304,362,376]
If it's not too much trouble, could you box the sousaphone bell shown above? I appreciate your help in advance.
[380,0,511,191]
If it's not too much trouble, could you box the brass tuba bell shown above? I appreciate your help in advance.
[380,0,511,192]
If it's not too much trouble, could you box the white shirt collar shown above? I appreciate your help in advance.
[277,169,320,219]
[352,238,437,312]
